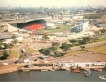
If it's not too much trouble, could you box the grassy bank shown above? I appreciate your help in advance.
[98,37,106,42]
[65,50,86,56]
[88,44,106,55]
[65,43,106,57]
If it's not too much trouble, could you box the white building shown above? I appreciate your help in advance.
[46,23,57,29]
[16,36,24,42]
[3,39,13,44]
[70,20,89,32]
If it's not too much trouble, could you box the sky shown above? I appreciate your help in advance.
[0,0,106,7]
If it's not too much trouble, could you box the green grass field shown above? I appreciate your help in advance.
[8,50,18,59]
[88,44,106,54]
[26,48,38,54]
[37,24,70,33]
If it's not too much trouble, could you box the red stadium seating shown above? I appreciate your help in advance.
[26,24,45,31]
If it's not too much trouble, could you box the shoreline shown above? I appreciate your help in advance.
[0,64,19,75]
[0,61,105,75]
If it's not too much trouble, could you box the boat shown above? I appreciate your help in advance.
[73,69,80,73]
[84,70,92,77]
[99,75,106,80]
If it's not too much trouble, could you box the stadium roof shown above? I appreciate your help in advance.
[8,20,26,24]
[8,17,47,24]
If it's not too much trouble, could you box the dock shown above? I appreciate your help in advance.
[19,66,53,71]
[19,61,106,72]
[81,66,105,70]
[0,61,105,74]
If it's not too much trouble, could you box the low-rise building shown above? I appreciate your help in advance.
[69,20,89,32]
[46,23,57,29]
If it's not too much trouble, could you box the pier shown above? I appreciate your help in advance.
[81,66,105,70]
[18,61,106,72]
[19,66,53,71]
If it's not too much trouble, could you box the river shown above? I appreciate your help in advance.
[0,70,106,82]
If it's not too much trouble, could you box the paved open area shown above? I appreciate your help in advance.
[48,52,106,63]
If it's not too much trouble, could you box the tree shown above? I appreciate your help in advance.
[100,28,106,35]
[52,42,60,47]
[54,51,60,57]
[91,35,98,42]
[39,48,50,56]
[94,30,100,36]
[82,37,90,44]
[77,37,90,45]
[78,39,85,45]
[0,50,9,60]
[48,47,56,52]
[42,33,50,42]
[69,39,77,45]
[52,42,60,51]
[60,43,71,53]
[12,35,17,44]
[89,36,94,43]
[80,46,85,50]
[54,51,64,57]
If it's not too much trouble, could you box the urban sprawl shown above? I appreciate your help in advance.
[0,6,106,79]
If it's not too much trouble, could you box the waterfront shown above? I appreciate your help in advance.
[0,70,106,82]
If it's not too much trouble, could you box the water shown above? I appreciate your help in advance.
[0,70,106,82]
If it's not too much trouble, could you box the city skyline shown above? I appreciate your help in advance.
[0,0,106,7]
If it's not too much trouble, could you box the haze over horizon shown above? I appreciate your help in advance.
[0,0,106,8]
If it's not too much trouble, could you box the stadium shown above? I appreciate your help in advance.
[8,19,47,31]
